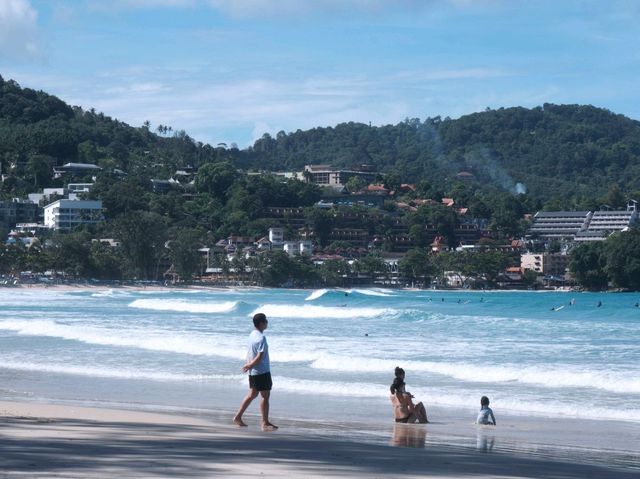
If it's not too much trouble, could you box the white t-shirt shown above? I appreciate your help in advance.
[247,329,270,376]
[476,407,496,425]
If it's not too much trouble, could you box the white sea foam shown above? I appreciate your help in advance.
[91,289,131,298]
[304,288,393,301]
[348,288,393,297]
[273,376,640,422]
[0,360,242,383]
[412,387,640,422]
[0,319,324,364]
[309,355,640,395]
[305,289,329,301]
[0,319,246,359]
[276,377,384,398]
[129,298,239,313]
[251,304,392,319]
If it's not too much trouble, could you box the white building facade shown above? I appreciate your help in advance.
[43,199,103,231]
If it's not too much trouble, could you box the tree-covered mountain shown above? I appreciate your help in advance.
[2,74,640,207]
[243,105,640,205]
[0,75,235,198]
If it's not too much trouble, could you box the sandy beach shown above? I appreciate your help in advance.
[1,400,638,478]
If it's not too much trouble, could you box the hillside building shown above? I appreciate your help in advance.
[529,202,638,242]
[528,211,591,240]
[303,164,377,188]
[0,199,40,227]
[521,253,570,276]
[53,162,101,179]
[43,199,103,231]
[574,206,638,242]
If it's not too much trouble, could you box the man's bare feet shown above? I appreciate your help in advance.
[233,417,248,427]
[262,422,278,431]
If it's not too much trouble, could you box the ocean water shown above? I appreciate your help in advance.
[1,287,640,427]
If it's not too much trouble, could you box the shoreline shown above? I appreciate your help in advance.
[0,282,605,293]
[1,399,638,478]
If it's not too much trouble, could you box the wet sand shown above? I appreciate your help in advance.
[1,400,638,478]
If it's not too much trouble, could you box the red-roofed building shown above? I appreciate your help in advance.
[365,184,390,195]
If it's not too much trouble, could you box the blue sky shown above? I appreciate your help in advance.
[1,0,640,147]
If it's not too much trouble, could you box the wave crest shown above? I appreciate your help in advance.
[309,355,640,394]
[129,299,240,313]
[304,288,393,301]
[251,304,392,319]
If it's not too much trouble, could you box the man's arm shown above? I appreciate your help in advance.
[490,410,496,425]
[242,351,264,373]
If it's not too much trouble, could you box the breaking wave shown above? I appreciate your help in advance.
[309,355,640,395]
[250,304,393,319]
[129,299,241,314]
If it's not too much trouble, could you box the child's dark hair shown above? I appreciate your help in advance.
[253,313,267,328]
[481,396,490,407]
[394,366,405,378]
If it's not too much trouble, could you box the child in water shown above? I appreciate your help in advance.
[476,396,496,425]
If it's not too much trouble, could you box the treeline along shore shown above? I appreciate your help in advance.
[2,75,640,290]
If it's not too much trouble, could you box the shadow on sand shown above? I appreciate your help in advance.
[0,417,637,478]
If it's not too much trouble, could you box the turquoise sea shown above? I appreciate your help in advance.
[1,287,639,428]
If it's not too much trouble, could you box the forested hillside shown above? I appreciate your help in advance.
[0,75,232,198]
[2,74,640,206]
[244,105,640,204]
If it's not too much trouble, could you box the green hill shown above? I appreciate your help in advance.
[0,75,231,197]
[243,105,640,203]
[2,74,640,205]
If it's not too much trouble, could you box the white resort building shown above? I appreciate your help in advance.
[43,199,103,231]
[529,201,638,242]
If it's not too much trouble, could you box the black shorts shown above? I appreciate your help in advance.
[249,372,272,391]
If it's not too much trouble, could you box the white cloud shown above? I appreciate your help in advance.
[0,0,39,60]
[207,0,428,18]
[113,0,196,7]
[5,64,551,148]
[84,0,196,12]
[392,68,507,82]
[58,67,487,146]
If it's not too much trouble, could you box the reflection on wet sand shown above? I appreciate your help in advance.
[390,424,426,448]
[476,428,496,452]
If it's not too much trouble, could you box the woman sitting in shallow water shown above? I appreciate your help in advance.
[389,367,428,424]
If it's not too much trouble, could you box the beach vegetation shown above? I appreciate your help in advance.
[569,241,610,290]
[603,229,640,290]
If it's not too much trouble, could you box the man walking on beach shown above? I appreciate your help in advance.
[233,313,278,431]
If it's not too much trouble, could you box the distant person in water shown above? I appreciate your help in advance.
[597,301,602,308]
[233,313,278,431]
[476,396,496,425]
[389,367,428,424]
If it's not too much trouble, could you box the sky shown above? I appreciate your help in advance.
[1,0,640,148]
